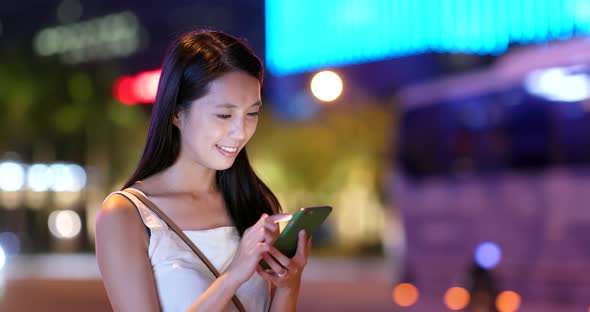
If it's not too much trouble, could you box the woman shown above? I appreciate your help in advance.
[95,30,311,312]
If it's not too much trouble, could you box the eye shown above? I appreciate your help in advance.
[216,114,231,119]
[247,111,260,117]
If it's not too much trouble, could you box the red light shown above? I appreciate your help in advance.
[113,76,136,106]
[133,70,161,103]
[113,69,161,105]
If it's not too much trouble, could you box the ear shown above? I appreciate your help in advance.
[172,110,182,127]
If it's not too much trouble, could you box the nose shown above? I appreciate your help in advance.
[229,117,246,141]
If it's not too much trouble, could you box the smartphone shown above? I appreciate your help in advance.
[260,206,332,270]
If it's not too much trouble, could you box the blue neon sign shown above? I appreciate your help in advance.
[266,0,590,75]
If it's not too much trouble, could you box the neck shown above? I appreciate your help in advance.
[149,154,219,195]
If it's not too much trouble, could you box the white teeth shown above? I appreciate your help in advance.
[217,145,238,153]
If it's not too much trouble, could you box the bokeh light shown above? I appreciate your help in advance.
[48,210,82,239]
[475,242,502,269]
[496,290,521,312]
[0,233,20,257]
[49,164,87,192]
[0,162,26,191]
[113,69,161,105]
[132,69,160,103]
[0,246,5,271]
[310,70,343,102]
[444,287,470,310]
[392,283,419,307]
[525,67,590,102]
[113,76,137,105]
[27,164,54,192]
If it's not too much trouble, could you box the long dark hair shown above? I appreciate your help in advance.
[122,30,281,235]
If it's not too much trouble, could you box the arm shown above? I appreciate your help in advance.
[96,197,290,312]
[269,286,299,312]
[257,230,312,312]
[95,194,160,312]
[187,213,293,312]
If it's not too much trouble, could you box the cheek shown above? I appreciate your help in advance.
[246,120,258,138]
[183,118,218,146]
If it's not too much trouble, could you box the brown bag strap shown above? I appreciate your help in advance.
[123,188,246,312]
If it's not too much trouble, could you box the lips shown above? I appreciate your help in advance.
[216,144,239,157]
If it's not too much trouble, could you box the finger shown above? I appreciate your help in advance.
[246,215,279,239]
[251,226,279,245]
[257,213,291,238]
[267,246,292,268]
[294,230,308,259]
[261,252,287,275]
[305,234,312,256]
[245,213,269,235]
[266,213,292,224]
[256,265,278,282]
[251,243,270,262]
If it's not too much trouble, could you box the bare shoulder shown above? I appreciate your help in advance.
[99,192,136,218]
[96,192,149,248]
[95,192,160,311]
[98,193,140,228]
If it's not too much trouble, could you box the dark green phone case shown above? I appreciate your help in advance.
[260,206,332,270]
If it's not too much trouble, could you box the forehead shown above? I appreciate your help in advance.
[201,71,261,107]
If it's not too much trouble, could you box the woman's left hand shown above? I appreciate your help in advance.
[255,230,311,289]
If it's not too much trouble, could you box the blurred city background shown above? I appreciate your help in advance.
[1,0,590,311]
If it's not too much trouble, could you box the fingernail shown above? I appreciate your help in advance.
[262,213,268,218]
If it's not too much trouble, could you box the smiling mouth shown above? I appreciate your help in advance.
[216,144,238,153]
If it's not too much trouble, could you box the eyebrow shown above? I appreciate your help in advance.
[215,101,261,109]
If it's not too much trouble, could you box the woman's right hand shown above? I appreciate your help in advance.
[224,213,292,285]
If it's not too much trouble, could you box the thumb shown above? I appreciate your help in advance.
[295,230,308,258]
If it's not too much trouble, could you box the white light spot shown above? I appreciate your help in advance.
[49,163,86,192]
[525,67,590,102]
[0,246,5,271]
[48,210,82,239]
[0,162,26,191]
[310,70,343,102]
[27,164,54,192]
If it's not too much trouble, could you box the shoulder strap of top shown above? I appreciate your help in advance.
[122,188,246,312]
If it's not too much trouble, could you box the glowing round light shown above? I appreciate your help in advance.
[310,70,343,102]
[49,164,86,192]
[0,162,26,191]
[496,291,521,312]
[67,164,87,192]
[48,210,82,239]
[392,283,419,307]
[525,67,590,102]
[475,242,502,269]
[0,246,5,271]
[132,69,161,103]
[113,76,136,105]
[27,164,54,192]
[444,287,470,310]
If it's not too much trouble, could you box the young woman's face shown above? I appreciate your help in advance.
[174,71,261,170]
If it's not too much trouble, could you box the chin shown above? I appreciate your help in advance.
[215,160,236,171]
